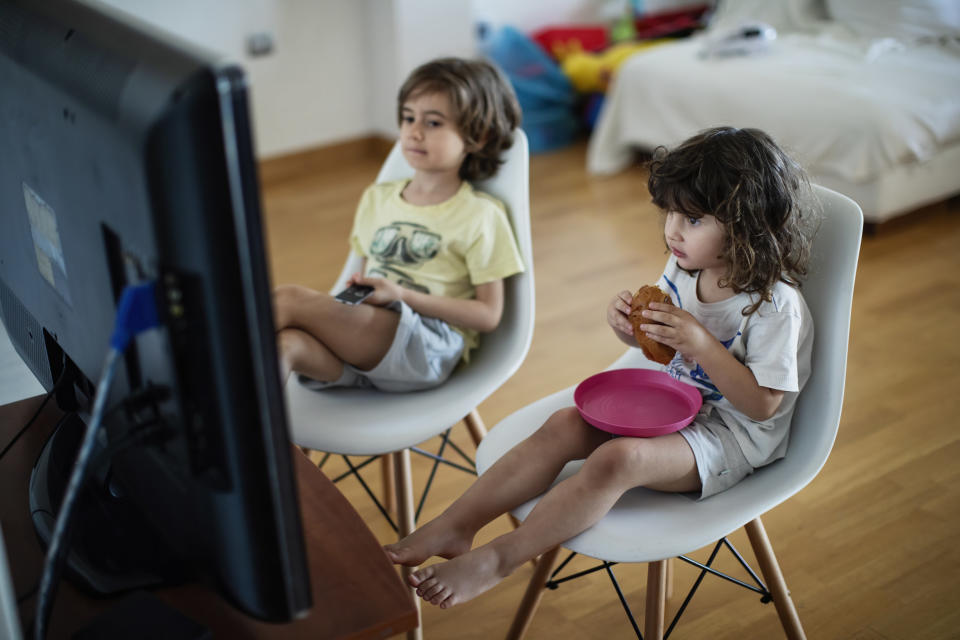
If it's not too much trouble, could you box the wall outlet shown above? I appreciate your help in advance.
[246,32,274,57]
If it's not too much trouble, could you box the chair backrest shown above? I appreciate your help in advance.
[740,184,863,508]
[780,186,863,470]
[333,130,535,392]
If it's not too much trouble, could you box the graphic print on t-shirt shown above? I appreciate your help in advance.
[368,221,440,293]
[667,332,741,402]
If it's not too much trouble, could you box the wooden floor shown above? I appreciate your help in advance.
[261,140,960,640]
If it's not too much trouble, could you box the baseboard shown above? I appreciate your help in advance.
[259,135,394,186]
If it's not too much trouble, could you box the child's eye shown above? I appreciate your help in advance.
[426,120,443,128]
[686,216,700,226]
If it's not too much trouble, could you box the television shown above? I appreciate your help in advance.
[0,0,311,628]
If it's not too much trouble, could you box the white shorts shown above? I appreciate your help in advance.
[679,413,754,500]
[298,299,465,393]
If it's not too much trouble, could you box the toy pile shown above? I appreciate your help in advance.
[480,24,580,154]
[481,4,708,153]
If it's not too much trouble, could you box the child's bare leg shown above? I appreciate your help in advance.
[273,284,399,371]
[277,327,343,384]
[411,432,699,609]
[384,407,609,566]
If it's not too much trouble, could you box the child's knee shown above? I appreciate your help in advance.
[277,328,306,363]
[582,439,647,485]
[275,283,320,305]
[278,328,341,379]
[278,328,323,367]
[534,407,603,452]
[273,285,297,325]
[273,284,318,326]
[539,407,585,437]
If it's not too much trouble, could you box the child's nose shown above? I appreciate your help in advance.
[664,214,681,239]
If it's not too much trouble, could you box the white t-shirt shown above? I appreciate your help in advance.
[657,256,814,467]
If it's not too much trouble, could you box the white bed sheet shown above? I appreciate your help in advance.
[587,31,960,195]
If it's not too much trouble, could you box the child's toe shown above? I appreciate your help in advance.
[428,587,450,606]
[420,581,445,600]
[408,566,432,587]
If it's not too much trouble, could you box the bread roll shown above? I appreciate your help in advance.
[628,285,677,365]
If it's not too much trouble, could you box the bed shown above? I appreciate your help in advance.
[587,0,960,224]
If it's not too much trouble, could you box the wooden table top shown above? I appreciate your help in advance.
[0,395,417,639]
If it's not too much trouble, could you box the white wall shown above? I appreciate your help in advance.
[473,0,707,33]
[96,0,376,158]
[95,0,476,158]
[252,2,373,156]
[368,0,476,139]
[93,0,700,158]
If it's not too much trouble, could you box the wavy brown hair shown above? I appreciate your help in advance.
[397,57,521,182]
[647,127,818,315]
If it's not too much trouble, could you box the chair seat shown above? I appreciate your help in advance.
[287,362,505,455]
[476,350,827,564]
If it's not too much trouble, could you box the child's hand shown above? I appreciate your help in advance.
[639,302,717,360]
[348,273,403,307]
[607,290,637,341]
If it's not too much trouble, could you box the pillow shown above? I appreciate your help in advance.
[825,0,960,41]
[707,0,829,34]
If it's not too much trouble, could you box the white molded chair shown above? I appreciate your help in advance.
[284,130,534,637]
[476,184,862,639]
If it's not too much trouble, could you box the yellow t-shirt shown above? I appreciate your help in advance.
[349,179,525,358]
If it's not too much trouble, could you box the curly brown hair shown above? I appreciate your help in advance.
[647,127,818,315]
[397,57,521,182]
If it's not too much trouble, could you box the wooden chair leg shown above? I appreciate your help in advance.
[507,545,560,640]
[745,518,806,640]
[463,408,487,446]
[380,455,396,516]
[665,557,674,600]
[392,449,422,640]
[644,560,667,640]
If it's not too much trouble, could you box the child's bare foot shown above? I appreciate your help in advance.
[408,545,508,609]
[383,516,473,567]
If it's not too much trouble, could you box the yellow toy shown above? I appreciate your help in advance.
[553,39,666,93]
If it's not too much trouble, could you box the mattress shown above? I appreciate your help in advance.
[587,30,960,221]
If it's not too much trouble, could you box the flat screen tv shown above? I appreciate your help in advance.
[0,0,312,629]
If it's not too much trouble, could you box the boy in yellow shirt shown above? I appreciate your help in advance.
[273,58,525,391]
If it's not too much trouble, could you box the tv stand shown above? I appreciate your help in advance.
[29,411,186,596]
[2,395,417,639]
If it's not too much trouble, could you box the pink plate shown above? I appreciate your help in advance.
[574,369,702,437]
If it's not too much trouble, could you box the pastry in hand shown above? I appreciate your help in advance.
[628,285,677,365]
